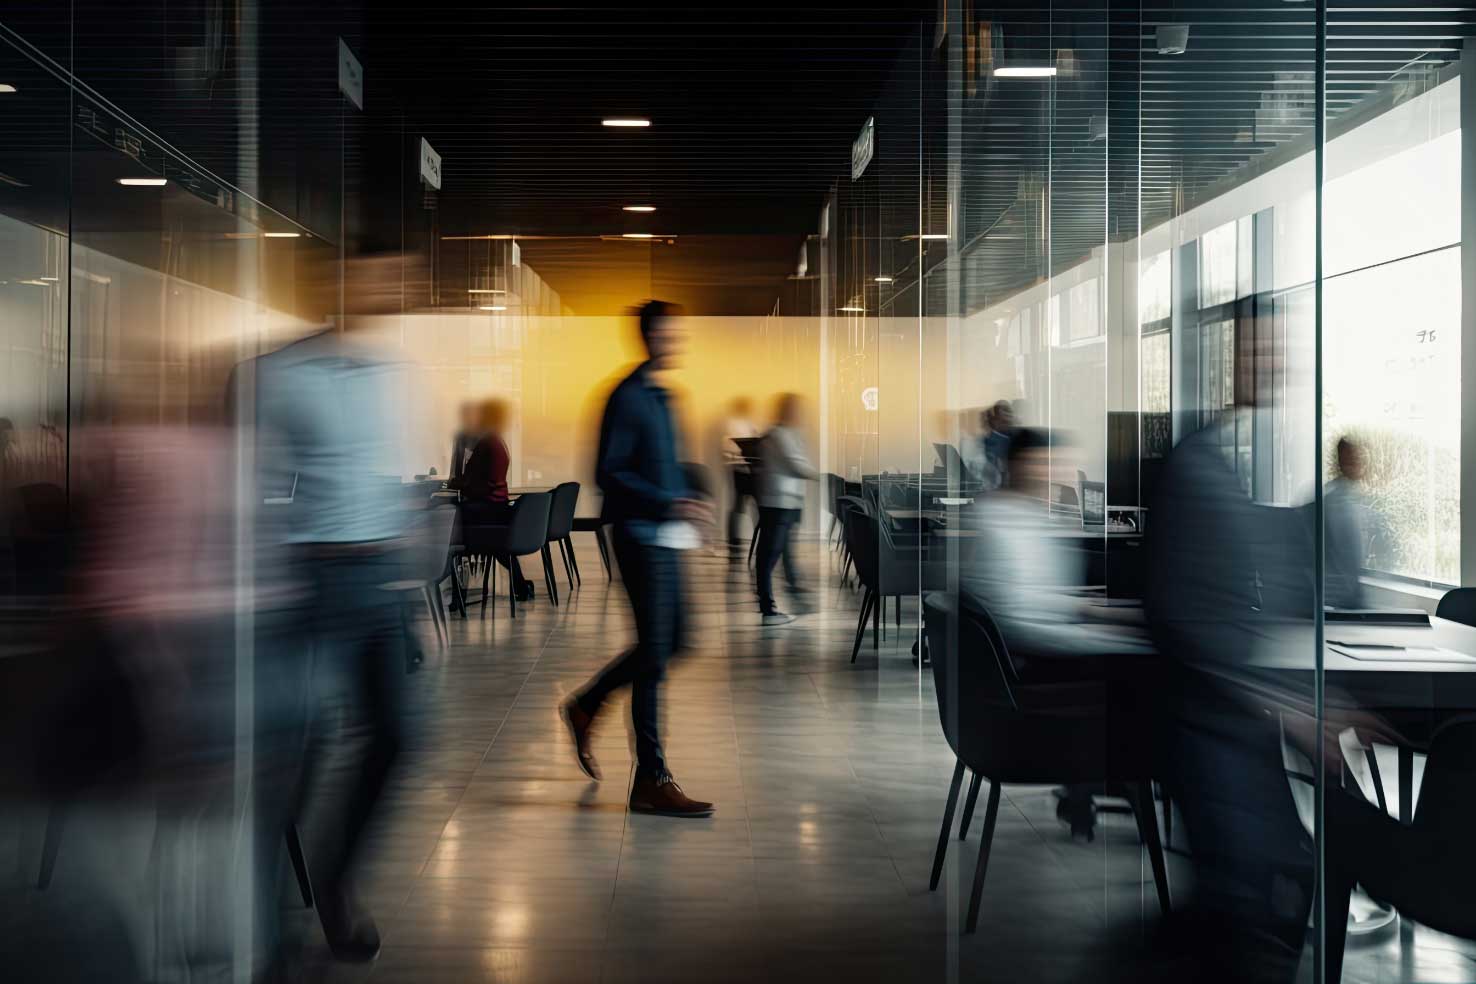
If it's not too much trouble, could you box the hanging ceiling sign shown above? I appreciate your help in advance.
[851,116,875,181]
[419,138,442,190]
[338,39,363,110]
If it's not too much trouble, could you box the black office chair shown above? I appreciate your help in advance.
[546,482,581,589]
[921,592,1170,933]
[571,516,613,579]
[1436,587,1476,627]
[825,473,845,547]
[845,506,938,662]
[844,509,881,661]
[1326,717,1476,983]
[478,492,553,618]
[835,493,868,587]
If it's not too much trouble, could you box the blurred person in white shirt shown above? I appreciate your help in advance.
[754,393,817,624]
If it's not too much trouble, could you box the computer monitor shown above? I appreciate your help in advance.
[932,442,969,484]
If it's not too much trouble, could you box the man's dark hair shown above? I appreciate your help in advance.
[638,300,677,342]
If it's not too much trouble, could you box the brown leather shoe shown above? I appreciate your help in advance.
[629,773,714,817]
[560,699,602,781]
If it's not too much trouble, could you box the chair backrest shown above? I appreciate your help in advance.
[546,482,579,540]
[420,501,460,582]
[923,593,1020,763]
[826,473,844,512]
[1437,588,1476,628]
[843,507,879,588]
[504,492,552,556]
[875,517,922,596]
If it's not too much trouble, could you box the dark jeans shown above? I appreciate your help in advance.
[576,526,683,779]
[297,549,408,917]
[755,506,801,614]
[728,468,754,545]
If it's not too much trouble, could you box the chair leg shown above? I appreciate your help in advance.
[285,821,314,908]
[559,538,575,587]
[873,587,880,648]
[595,528,611,578]
[747,525,760,568]
[565,536,582,584]
[542,545,560,606]
[1327,863,1355,984]
[930,760,966,891]
[1363,745,1389,814]
[850,588,875,663]
[508,558,517,618]
[481,556,491,616]
[451,564,468,618]
[895,594,902,629]
[1128,782,1171,916]
[1159,784,1173,851]
[958,771,983,841]
[423,585,445,647]
[964,781,1002,933]
[36,803,64,889]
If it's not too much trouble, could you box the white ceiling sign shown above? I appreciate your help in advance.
[337,39,363,110]
[419,138,442,190]
[851,116,875,181]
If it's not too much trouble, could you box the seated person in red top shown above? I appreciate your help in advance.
[451,398,513,524]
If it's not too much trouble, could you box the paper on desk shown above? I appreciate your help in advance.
[1329,644,1476,664]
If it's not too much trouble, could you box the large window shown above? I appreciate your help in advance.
[1324,247,1461,584]
[1199,221,1238,307]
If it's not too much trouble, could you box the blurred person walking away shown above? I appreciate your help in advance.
[1324,435,1371,610]
[241,252,414,965]
[722,396,759,561]
[561,301,715,817]
[754,393,816,625]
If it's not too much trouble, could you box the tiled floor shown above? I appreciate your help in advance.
[9,536,1475,982]
[296,538,1191,983]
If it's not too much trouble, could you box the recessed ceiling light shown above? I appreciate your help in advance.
[38,276,58,282]
[919,233,949,241]
[602,118,650,127]
[993,66,1057,78]
[0,84,16,94]
[263,231,301,238]
[17,278,51,286]
[479,305,507,311]
[468,288,507,294]
[622,205,657,212]
[622,232,655,239]
[838,306,866,313]
[874,276,894,284]
[117,177,167,187]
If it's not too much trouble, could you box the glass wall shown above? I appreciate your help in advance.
[821,1,1475,980]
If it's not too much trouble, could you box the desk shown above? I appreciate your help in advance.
[1240,616,1476,713]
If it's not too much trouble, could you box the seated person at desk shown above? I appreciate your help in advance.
[449,398,511,524]
[960,427,1148,665]
[449,400,482,485]
[448,398,534,600]
[960,427,1150,839]
[978,399,1015,490]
